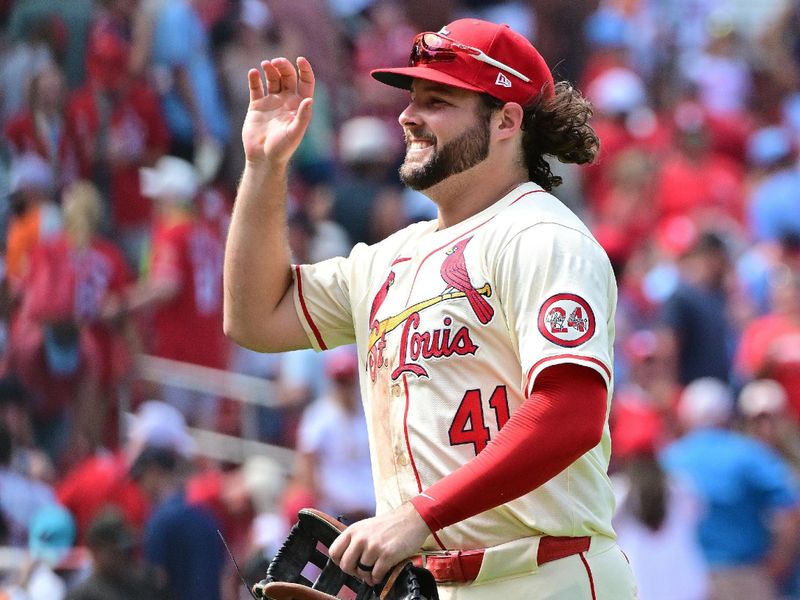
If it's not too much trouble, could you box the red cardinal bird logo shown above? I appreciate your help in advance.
[369,271,395,331]
[440,236,494,324]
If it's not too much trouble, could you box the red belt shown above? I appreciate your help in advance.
[413,536,591,584]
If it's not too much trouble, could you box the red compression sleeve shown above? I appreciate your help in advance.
[410,363,607,533]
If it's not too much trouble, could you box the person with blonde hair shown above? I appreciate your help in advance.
[61,181,104,248]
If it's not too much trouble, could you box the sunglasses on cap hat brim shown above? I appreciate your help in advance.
[410,32,530,83]
[371,21,554,106]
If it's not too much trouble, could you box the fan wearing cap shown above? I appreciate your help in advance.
[662,378,800,600]
[66,19,171,268]
[735,266,800,422]
[5,504,79,599]
[225,18,635,598]
[120,156,228,425]
[738,380,800,475]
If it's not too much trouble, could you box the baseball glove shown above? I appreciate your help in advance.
[252,508,439,600]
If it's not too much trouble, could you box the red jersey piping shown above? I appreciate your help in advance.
[402,374,447,550]
[526,354,611,393]
[579,552,597,599]
[294,265,328,350]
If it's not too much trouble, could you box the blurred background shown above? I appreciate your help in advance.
[1,0,800,599]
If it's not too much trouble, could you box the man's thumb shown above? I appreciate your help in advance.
[287,98,314,140]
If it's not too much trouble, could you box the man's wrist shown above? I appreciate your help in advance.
[244,156,290,177]
[241,159,291,191]
[410,494,441,534]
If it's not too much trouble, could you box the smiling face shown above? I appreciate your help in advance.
[398,81,493,191]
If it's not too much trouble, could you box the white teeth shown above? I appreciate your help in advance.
[409,140,432,150]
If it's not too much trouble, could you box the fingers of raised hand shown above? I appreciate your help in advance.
[247,67,265,101]
[331,531,357,566]
[272,57,298,94]
[296,56,315,99]
[330,530,358,574]
[262,60,281,95]
[253,58,313,102]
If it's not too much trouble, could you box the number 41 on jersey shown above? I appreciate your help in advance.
[448,385,510,455]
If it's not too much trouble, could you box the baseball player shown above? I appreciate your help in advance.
[225,18,637,599]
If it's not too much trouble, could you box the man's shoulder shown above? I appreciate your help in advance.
[497,186,594,238]
[485,187,608,267]
[0,468,54,498]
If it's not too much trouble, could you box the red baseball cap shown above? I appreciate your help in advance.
[325,345,359,380]
[86,28,129,90]
[371,19,554,106]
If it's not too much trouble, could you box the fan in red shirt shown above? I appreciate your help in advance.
[123,156,228,426]
[736,266,800,422]
[4,63,82,188]
[652,101,746,226]
[67,24,170,268]
[9,181,133,462]
[57,399,197,544]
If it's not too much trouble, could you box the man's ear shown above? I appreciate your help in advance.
[494,102,524,140]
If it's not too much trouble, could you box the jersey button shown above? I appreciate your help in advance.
[391,383,402,396]
[397,454,409,467]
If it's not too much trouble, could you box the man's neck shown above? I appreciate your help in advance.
[425,157,528,230]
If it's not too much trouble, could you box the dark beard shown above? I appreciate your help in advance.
[399,118,491,191]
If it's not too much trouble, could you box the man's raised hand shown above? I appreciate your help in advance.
[242,57,315,167]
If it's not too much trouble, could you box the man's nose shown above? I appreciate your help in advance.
[398,102,420,128]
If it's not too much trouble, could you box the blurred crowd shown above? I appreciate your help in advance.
[0,0,800,598]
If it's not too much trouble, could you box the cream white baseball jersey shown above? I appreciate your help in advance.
[292,182,617,552]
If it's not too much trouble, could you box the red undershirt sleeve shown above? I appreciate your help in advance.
[410,363,607,533]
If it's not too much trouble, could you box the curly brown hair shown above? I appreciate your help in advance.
[481,81,600,191]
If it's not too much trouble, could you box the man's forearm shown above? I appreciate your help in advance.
[411,364,607,532]
[223,161,294,350]
[225,56,316,352]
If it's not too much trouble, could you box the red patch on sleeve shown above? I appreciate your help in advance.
[537,293,596,348]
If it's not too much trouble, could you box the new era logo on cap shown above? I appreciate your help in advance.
[495,72,512,88]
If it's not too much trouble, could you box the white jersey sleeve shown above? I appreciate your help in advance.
[291,223,433,351]
[494,221,616,395]
[291,252,358,351]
